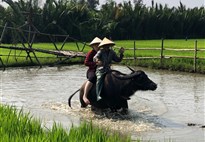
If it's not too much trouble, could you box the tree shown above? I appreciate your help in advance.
[0,0,204,42]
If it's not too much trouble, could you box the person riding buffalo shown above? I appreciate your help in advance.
[83,37,102,105]
[93,37,125,100]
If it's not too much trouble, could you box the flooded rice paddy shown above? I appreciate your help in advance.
[0,65,204,141]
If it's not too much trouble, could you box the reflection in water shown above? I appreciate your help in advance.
[0,65,204,141]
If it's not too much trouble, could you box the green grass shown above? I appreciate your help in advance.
[0,104,131,142]
[0,39,205,73]
[116,39,205,73]
[116,39,204,57]
[0,42,86,67]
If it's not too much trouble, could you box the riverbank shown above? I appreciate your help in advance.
[0,104,131,142]
[0,39,204,73]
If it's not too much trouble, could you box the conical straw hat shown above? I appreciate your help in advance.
[89,37,102,46]
[98,37,115,48]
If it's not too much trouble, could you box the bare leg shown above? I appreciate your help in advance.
[83,81,93,105]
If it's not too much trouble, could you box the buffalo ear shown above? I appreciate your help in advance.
[127,66,135,72]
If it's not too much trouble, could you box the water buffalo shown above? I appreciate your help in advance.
[68,67,157,111]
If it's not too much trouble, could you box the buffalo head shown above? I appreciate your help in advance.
[113,67,157,91]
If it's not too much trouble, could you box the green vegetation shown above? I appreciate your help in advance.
[0,104,131,142]
[0,1,204,73]
[0,42,86,67]
[0,0,204,42]
[117,39,205,73]
[0,39,204,73]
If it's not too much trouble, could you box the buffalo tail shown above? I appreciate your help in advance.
[68,89,80,108]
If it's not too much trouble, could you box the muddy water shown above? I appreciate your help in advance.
[0,65,204,141]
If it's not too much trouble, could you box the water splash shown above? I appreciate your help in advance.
[42,101,160,134]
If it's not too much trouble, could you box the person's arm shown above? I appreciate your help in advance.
[93,50,103,66]
[84,50,96,67]
[111,47,124,62]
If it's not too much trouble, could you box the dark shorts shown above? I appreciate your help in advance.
[86,70,97,84]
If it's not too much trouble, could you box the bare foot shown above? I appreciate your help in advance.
[83,96,90,105]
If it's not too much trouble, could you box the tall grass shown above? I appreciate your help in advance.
[0,104,131,142]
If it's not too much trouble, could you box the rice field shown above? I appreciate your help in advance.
[0,104,131,142]
[0,39,205,73]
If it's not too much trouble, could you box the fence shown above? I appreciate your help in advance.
[121,39,205,72]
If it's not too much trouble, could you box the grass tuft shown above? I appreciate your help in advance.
[0,104,131,142]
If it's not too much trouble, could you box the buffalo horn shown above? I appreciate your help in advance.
[127,66,135,72]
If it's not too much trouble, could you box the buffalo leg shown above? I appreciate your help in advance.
[92,99,109,109]
[118,99,128,109]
